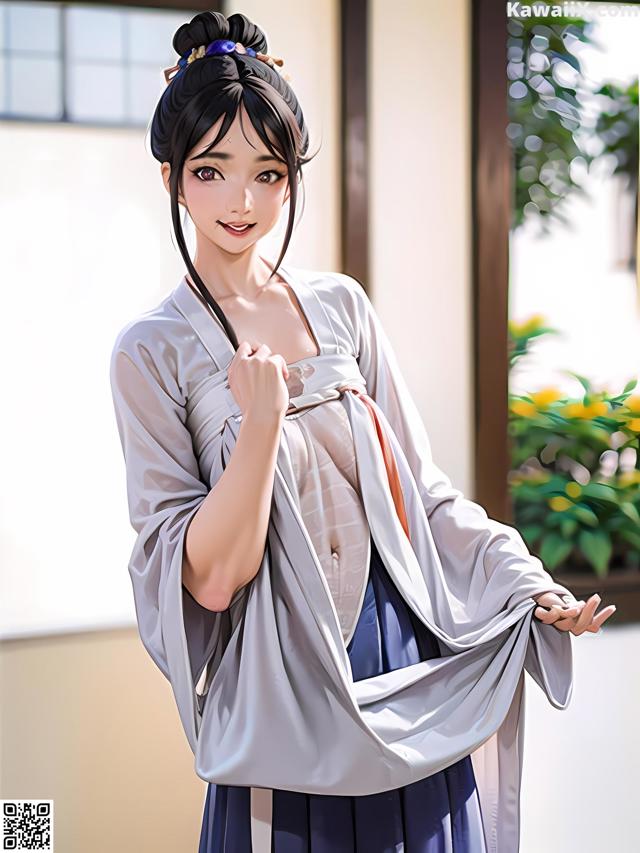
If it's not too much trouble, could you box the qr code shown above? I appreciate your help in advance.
[1,800,53,851]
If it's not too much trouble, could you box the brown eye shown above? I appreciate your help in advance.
[193,166,219,182]
[258,170,286,184]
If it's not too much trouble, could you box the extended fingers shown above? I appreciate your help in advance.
[583,603,617,632]
[571,594,601,634]
[534,594,618,635]
[534,602,582,624]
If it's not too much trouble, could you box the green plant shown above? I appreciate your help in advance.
[591,78,638,268]
[593,78,638,193]
[507,11,595,232]
[508,314,561,369]
[509,320,640,577]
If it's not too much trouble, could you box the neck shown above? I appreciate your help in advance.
[188,242,279,302]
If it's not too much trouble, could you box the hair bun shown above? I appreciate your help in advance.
[173,11,267,60]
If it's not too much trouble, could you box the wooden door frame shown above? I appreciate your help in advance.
[471,0,512,520]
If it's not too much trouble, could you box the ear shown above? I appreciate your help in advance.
[161,161,186,206]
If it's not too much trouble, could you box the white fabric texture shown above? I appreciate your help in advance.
[109,263,576,853]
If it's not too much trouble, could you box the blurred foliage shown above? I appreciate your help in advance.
[507,6,639,240]
[508,314,561,369]
[507,10,595,233]
[508,317,640,576]
[593,78,638,191]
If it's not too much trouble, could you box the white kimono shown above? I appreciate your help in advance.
[109,264,575,852]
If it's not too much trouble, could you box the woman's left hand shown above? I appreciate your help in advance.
[532,591,616,635]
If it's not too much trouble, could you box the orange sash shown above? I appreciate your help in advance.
[340,386,410,540]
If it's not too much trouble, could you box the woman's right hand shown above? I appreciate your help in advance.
[227,340,290,422]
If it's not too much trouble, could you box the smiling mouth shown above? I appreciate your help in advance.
[217,221,256,235]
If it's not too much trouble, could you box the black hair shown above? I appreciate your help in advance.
[148,10,319,349]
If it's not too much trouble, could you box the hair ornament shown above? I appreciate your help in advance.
[163,39,285,84]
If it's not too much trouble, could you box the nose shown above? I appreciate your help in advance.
[228,184,253,217]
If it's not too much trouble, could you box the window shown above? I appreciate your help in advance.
[0,1,196,126]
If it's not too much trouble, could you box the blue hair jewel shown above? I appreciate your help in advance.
[163,39,284,84]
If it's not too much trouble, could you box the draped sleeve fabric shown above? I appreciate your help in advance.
[108,269,576,853]
[322,271,576,853]
[331,271,579,615]
[109,312,248,752]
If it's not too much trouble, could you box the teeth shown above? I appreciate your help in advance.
[225,223,250,231]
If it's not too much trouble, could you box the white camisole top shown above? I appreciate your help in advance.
[281,388,372,646]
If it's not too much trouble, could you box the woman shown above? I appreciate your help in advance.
[109,11,615,852]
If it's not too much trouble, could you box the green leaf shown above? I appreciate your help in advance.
[620,502,640,524]
[620,529,640,550]
[579,483,619,505]
[539,533,574,570]
[577,529,612,577]
[572,505,600,527]
[520,524,544,545]
[564,371,592,394]
[561,518,578,537]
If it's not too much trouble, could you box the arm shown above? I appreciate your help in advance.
[110,328,282,614]
[184,410,284,610]
[110,323,287,714]
[335,272,577,609]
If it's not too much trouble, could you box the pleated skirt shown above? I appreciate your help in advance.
[198,536,487,852]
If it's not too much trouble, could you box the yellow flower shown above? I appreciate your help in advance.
[562,401,607,419]
[523,314,546,334]
[510,400,537,417]
[627,418,640,433]
[584,401,608,418]
[565,481,582,498]
[549,496,573,512]
[562,402,587,419]
[530,388,562,408]
[510,314,546,336]
[618,470,640,488]
[624,395,640,414]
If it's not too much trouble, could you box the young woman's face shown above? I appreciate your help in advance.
[163,104,291,254]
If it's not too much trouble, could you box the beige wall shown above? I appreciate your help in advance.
[1,628,205,851]
[370,0,473,495]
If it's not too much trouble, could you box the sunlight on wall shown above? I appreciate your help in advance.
[0,0,338,639]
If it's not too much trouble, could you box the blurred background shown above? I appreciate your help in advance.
[1,0,638,850]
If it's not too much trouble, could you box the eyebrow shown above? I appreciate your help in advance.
[188,150,283,164]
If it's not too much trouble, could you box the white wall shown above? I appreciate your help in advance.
[0,0,340,640]
[370,0,473,496]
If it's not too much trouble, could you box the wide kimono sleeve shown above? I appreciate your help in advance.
[335,272,578,611]
[109,320,246,751]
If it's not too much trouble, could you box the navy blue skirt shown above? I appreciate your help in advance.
[199,536,486,852]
